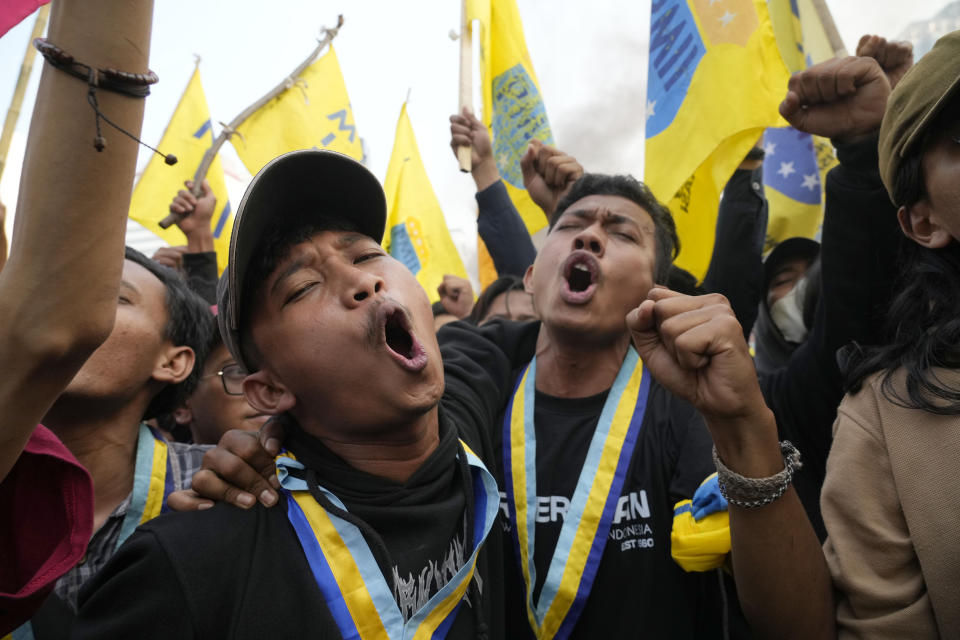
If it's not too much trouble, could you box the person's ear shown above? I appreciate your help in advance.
[242,370,295,415]
[523,264,536,295]
[898,202,953,249]
[152,345,195,385]
[172,404,193,426]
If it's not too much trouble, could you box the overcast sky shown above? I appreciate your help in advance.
[0,0,950,279]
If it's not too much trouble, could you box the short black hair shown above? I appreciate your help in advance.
[551,174,679,284]
[239,219,361,371]
[467,275,525,324]
[124,247,215,419]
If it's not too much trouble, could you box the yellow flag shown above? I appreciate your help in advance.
[129,68,233,273]
[645,0,791,280]
[467,0,555,286]
[762,0,840,251]
[234,45,362,176]
[383,104,468,303]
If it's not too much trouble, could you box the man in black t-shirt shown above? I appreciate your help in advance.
[72,150,506,639]
[437,174,744,638]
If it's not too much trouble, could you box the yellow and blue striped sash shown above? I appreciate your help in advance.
[116,423,172,549]
[7,423,171,640]
[503,347,650,640]
[275,440,499,640]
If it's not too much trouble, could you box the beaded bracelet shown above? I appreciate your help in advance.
[33,38,176,163]
[713,441,802,508]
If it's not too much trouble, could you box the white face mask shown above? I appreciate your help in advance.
[769,277,809,344]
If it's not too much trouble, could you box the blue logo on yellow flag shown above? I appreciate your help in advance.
[388,221,422,275]
[763,127,820,205]
[646,0,705,137]
[492,63,554,189]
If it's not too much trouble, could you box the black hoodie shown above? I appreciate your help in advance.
[71,408,506,639]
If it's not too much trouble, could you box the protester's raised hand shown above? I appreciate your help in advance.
[521,139,584,217]
[628,288,782,473]
[167,420,286,511]
[437,274,475,319]
[779,56,890,142]
[151,245,188,272]
[169,179,216,237]
[450,108,500,191]
[628,289,756,418]
[856,34,913,90]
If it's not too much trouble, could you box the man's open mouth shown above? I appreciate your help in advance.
[379,303,428,372]
[560,252,599,304]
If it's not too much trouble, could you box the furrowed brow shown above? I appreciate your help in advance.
[269,255,311,297]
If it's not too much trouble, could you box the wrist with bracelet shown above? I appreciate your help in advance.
[713,441,802,508]
[34,38,176,164]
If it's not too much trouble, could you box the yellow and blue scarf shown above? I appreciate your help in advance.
[502,347,650,640]
[115,423,173,549]
[7,424,171,640]
[274,440,499,640]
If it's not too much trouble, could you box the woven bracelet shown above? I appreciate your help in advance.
[33,38,175,164]
[713,441,802,509]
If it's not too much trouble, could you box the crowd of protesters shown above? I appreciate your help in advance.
[1,1,958,638]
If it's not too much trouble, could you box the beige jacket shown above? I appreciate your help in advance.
[822,369,960,639]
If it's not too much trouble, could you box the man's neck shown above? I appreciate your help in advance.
[534,326,631,398]
[300,407,441,484]
[44,396,151,532]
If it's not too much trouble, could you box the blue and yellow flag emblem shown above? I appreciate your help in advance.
[383,104,468,303]
[467,0,555,287]
[762,0,841,250]
[645,0,791,280]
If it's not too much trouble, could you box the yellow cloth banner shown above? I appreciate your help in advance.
[645,0,791,280]
[383,104,468,303]
[233,45,363,176]
[467,0,555,286]
[128,69,233,273]
[762,0,839,251]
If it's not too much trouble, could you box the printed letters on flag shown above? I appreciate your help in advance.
[128,68,234,273]
[383,104,469,303]
[234,45,363,176]
[644,0,791,280]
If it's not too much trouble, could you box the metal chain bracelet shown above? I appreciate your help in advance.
[713,441,802,508]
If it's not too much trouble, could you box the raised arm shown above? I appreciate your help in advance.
[169,179,219,304]
[766,46,905,538]
[701,148,767,337]
[629,288,834,640]
[0,0,154,480]
[450,109,536,276]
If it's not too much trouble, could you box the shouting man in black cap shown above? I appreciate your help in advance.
[72,150,507,638]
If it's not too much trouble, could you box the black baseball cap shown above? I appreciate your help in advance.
[218,149,387,371]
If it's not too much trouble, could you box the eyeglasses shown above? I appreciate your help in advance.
[201,363,246,396]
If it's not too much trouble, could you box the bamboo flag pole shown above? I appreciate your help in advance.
[159,15,344,229]
[457,0,473,173]
[809,0,848,57]
[0,5,50,183]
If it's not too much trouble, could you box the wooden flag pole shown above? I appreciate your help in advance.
[457,0,473,173]
[0,5,51,183]
[809,0,848,57]
[159,15,344,229]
